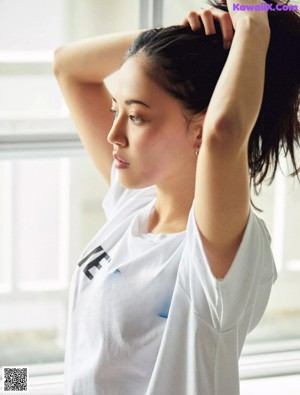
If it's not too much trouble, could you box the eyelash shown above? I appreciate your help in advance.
[109,108,118,117]
[109,108,144,125]
[129,115,144,125]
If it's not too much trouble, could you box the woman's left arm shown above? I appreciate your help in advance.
[193,5,271,279]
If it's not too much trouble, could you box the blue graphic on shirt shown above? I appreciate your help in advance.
[159,298,171,319]
[114,268,121,274]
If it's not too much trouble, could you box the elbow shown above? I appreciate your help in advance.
[203,115,248,152]
[52,45,66,77]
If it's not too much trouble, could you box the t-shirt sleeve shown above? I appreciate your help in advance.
[178,202,277,331]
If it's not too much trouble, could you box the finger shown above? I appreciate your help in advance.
[217,12,234,49]
[181,17,188,25]
[198,9,216,35]
[186,11,202,32]
[207,7,234,49]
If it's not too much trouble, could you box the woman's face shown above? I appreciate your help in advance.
[107,55,201,189]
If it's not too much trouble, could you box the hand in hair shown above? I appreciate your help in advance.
[182,0,270,49]
[181,7,234,49]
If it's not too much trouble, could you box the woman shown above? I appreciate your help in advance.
[53,0,300,394]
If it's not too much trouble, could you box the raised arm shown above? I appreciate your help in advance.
[53,30,143,184]
[193,4,271,278]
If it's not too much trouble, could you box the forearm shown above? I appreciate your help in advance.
[53,30,144,83]
[203,17,271,140]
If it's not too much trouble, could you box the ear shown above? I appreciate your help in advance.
[189,110,206,149]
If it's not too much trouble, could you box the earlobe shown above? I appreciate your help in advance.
[194,136,202,156]
[192,126,203,156]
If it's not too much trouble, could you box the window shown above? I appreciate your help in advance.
[0,156,107,367]
[0,0,140,380]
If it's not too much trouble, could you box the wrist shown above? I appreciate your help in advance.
[235,15,271,45]
[235,14,270,34]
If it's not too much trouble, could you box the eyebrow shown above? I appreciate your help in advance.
[111,97,151,109]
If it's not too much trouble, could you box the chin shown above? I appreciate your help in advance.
[118,171,155,190]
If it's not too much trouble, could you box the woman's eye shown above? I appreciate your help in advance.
[109,109,144,124]
[109,108,119,119]
[129,115,144,124]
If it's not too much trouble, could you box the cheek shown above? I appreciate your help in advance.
[141,136,171,167]
[149,128,190,161]
[129,118,190,166]
[119,132,190,188]
[141,132,189,178]
[128,125,167,160]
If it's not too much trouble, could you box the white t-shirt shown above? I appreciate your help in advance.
[64,166,277,395]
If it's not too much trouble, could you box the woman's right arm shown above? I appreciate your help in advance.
[53,30,143,184]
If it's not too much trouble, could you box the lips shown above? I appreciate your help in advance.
[113,152,130,169]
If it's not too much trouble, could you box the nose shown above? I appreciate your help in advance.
[107,116,128,147]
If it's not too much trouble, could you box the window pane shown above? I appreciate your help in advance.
[247,171,300,348]
[13,159,66,287]
[0,0,64,52]
[163,0,200,26]
[0,0,139,368]
[0,0,66,131]
[0,75,64,123]
[0,162,11,291]
[0,301,66,365]
[0,0,140,133]
[0,156,108,366]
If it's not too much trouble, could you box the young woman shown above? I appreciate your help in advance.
[53,0,300,394]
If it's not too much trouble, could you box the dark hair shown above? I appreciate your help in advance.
[124,0,300,193]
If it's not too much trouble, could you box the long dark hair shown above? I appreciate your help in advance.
[124,0,300,193]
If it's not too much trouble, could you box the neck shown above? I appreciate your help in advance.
[148,168,196,234]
